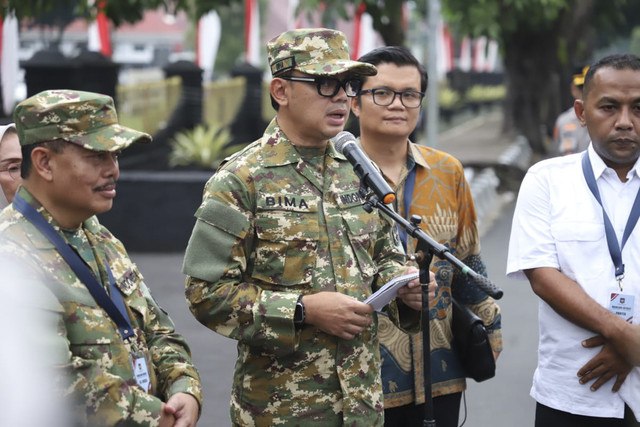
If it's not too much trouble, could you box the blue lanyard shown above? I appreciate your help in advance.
[581,152,640,284]
[13,194,134,341]
[399,166,417,251]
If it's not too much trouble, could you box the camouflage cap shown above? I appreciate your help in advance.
[267,28,377,77]
[13,89,151,151]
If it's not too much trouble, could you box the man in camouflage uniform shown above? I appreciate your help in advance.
[183,28,426,426]
[0,90,202,426]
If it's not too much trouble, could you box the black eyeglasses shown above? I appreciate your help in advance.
[279,75,362,98]
[360,87,425,108]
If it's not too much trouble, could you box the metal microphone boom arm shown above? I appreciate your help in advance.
[362,195,504,299]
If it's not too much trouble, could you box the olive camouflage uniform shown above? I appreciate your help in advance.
[0,188,202,426]
[183,119,419,426]
[2,89,201,426]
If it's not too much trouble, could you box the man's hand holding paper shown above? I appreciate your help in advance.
[366,268,436,312]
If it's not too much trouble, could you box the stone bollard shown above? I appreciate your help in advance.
[73,50,120,102]
[23,48,74,97]
[228,62,266,146]
[162,59,204,131]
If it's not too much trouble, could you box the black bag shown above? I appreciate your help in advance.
[452,298,496,382]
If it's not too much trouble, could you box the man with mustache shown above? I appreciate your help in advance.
[0,90,202,427]
[508,54,640,426]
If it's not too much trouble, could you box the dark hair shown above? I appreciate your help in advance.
[270,73,295,111]
[270,94,280,111]
[583,54,640,98]
[357,46,428,93]
[21,139,67,179]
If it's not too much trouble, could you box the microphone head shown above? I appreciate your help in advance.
[333,131,356,154]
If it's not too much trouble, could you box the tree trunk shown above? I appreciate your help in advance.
[556,0,596,110]
[502,24,563,155]
[366,0,406,46]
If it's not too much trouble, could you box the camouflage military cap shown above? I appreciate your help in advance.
[13,89,151,151]
[267,28,377,77]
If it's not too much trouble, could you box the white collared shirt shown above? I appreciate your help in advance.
[507,145,640,419]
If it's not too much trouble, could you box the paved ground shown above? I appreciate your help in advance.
[438,109,514,165]
[130,112,538,426]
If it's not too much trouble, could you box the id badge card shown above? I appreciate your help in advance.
[131,353,151,392]
[609,292,635,323]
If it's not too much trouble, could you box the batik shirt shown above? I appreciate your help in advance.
[0,187,202,426]
[183,118,419,426]
[379,143,503,407]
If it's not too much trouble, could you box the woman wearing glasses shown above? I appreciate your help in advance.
[0,123,21,208]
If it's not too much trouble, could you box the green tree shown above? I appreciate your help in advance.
[291,0,640,154]
[440,0,637,153]
[297,0,407,45]
[9,0,640,153]
[3,0,235,25]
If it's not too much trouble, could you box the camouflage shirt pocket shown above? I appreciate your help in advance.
[252,209,319,287]
[342,206,380,280]
[113,268,152,327]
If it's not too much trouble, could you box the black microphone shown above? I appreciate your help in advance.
[333,131,396,204]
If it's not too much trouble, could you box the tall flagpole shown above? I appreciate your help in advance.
[87,0,111,57]
[244,0,260,66]
[425,0,440,148]
[1,11,19,116]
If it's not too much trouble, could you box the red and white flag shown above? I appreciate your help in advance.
[486,39,499,72]
[197,11,221,81]
[458,36,472,72]
[1,11,19,115]
[245,0,261,66]
[287,0,301,29]
[436,20,453,79]
[352,3,382,60]
[87,0,112,57]
[473,36,487,72]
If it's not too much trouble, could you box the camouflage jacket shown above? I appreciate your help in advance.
[378,143,502,407]
[0,187,202,426]
[183,119,419,426]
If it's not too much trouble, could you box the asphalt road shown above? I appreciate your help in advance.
[461,200,538,427]
[131,199,540,427]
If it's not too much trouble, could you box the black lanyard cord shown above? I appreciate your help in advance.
[13,194,134,341]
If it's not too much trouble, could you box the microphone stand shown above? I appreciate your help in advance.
[361,193,503,427]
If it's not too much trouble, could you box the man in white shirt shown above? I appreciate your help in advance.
[507,53,640,426]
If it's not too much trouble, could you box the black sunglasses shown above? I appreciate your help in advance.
[280,75,362,98]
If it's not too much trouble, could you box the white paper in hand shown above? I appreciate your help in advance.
[365,272,420,312]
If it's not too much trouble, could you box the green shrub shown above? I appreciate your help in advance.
[169,124,236,169]
[439,87,462,109]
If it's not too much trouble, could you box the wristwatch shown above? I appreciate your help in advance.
[294,296,305,329]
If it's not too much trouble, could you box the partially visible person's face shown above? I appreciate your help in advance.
[570,83,583,101]
[46,143,120,228]
[352,63,422,141]
[575,67,640,173]
[278,71,354,146]
[0,131,22,203]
